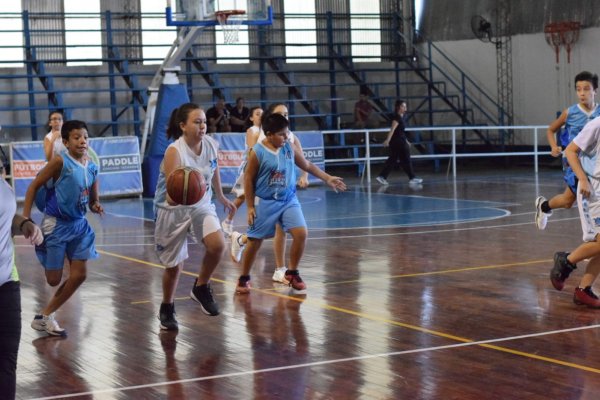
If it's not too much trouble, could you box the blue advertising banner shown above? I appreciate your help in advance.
[89,137,143,197]
[214,131,325,188]
[11,136,143,201]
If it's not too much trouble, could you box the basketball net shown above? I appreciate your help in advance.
[216,10,246,44]
[544,21,581,63]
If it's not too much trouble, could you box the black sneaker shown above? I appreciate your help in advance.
[190,279,220,316]
[158,302,178,330]
[550,252,576,291]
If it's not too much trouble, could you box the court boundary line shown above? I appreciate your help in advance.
[29,323,600,400]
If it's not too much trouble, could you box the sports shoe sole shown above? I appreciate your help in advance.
[535,196,548,230]
[159,323,179,330]
[190,290,220,316]
[45,328,67,337]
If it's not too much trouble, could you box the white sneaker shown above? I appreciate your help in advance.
[376,176,389,185]
[221,219,233,237]
[409,178,423,184]
[230,231,245,263]
[535,196,551,230]
[31,313,67,337]
[272,267,289,284]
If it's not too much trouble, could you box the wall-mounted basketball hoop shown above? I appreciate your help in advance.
[544,21,581,64]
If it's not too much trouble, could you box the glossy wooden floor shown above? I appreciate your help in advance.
[14,167,600,399]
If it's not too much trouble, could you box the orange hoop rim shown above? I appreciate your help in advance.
[215,9,246,23]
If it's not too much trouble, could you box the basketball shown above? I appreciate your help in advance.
[166,167,207,205]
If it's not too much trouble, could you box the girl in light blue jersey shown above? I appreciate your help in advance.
[22,120,104,337]
[536,71,600,230]
[233,113,346,295]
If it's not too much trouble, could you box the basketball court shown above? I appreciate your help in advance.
[13,168,600,399]
[4,0,600,399]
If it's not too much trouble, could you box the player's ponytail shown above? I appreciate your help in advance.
[167,103,202,140]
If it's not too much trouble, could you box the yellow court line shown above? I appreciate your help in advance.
[326,259,552,286]
[98,249,600,374]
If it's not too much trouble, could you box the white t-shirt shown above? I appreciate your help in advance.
[154,135,219,211]
[572,117,600,178]
[0,179,17,286]
[45,131,66,158]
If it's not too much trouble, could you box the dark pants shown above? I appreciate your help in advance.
[378,137,415,180]
[0,281,21,400]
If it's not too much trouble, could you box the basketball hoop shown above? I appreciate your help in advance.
[544,21,581,63]
[215,10,246,44]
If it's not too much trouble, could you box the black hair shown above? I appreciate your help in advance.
[46,110,64,132]
[166,103,202,140]
[267,102,287,114]
[575,71,599,90]
[394,99,407,112]
[262,113,289,136]
[245,106,262,129]
[261,103,289,127]
[61,120,88,141]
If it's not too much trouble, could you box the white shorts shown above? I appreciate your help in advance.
[577,178,600,242]
[154,203,220,267]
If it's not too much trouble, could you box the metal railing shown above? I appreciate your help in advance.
[322,125,550,182]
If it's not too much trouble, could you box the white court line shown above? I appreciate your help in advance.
[15,215,579,248]
[29,323,600,400]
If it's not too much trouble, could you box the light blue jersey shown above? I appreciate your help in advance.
[559,104,600,193]
[560,103,600,147]
[35,151,99,269]
[247,140,306,239]
[253,141,296,202]
[42,151,99,220]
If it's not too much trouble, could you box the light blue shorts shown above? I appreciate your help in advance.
[247,196,306,239]
[35,216,98,270]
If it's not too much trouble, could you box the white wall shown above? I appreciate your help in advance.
[431,26,600,126]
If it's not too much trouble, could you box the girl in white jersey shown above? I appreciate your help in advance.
[154,103,235,330]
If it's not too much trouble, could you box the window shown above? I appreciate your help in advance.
[349,0,381,62]
[64,0,102,66]
[0,4,24,68]
[283,1,317,63]
[141,0,177,65]
[415,0,424,31]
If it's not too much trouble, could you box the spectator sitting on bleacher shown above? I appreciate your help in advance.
[206,97,231,133]
[353,92,380,129]
[229,97,250,132]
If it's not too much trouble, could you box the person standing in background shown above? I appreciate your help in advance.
[375,100,423,186]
